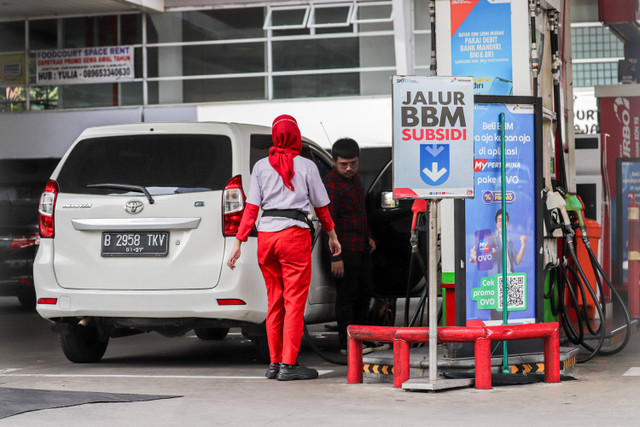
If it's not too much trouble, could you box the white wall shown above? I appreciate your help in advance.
[197,96,393,149]
[0,108,141,159]
[0,105,198,159]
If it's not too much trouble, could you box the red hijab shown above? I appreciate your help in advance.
[269,114,302,191]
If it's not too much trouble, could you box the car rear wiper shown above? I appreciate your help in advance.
[87,183,155,205]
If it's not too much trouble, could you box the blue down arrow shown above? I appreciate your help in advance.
[420,143,450,185]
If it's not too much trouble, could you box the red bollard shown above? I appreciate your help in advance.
[474,337,492,389]
[393,338,410,388]
[347,334,363,384]
[543,325,561,383]
[628,193,640,319]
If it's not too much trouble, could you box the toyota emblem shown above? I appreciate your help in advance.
[125,200,144,214]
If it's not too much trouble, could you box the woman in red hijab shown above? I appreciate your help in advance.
[227,114,341,381]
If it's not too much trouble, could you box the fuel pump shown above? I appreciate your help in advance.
[543,187,631,362]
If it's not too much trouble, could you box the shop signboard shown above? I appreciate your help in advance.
[465,102,536,325]
[392,75,474,199]
[451,0,513,96]
[35,46,134,85]
[0,54,26,86]
[600,96,640,282]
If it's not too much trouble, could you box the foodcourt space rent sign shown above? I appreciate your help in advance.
[392,75,475,199]
[35,46,134,85]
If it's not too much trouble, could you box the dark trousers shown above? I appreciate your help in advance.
[333,250,373,350]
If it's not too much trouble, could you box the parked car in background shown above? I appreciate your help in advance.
[1,159,58,308]
[33,122,338,363]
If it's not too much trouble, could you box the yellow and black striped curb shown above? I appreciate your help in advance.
[610,331,628,345]
[509,356,576,374]
[363,363,394,375]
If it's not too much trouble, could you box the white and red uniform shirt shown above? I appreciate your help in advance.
[246,156,331,233]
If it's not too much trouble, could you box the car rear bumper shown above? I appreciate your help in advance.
[34,239,268,323]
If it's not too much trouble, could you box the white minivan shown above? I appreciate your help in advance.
[34,122,336,363]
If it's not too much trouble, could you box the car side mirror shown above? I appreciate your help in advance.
[380,191,397,209]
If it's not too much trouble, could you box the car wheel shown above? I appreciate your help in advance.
[17,288,36,309]
[194,327,230,340]
[58,323,109,363]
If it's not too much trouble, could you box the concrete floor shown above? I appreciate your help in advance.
[1,297,640,426]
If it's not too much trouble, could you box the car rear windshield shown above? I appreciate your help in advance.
[56,134,232,195]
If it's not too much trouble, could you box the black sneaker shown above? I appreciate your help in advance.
[265,362,281,379]
[276,363,318,381]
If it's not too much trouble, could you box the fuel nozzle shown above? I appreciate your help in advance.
[410,199,428,251]
[544,188,573,237]
[563,192,590,246]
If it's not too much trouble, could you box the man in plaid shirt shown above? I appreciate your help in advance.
[324,138,379,354]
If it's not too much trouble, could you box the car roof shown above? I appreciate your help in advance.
[77,121,274,139]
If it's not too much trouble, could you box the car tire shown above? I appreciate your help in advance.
[58,323,109,363]
[193,327,230,340]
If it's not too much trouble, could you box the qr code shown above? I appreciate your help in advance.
[496,274,526,310]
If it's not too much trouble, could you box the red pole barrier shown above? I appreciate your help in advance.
[543,327,561,383]
[474,337,492,389]
[347,333,363,384]
[393,338,410,388]
[438,326,485,342]
[628,193,640,319]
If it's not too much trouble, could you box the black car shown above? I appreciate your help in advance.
[0,158,58,307]
[363,154,428,326]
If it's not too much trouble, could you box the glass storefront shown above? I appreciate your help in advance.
[0,1,427,112]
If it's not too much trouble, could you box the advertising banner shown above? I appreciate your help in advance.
[617,159,640,285]
[451,0,513,96]
[600,96,640,281]
[35,46,134,85]
[392,75,474,199]
[465,103,536,325]
[0,54,26,86]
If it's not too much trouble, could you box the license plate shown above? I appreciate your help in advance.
[101,232,169,257]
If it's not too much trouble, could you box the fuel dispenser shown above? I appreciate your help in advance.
[428,0,635,362]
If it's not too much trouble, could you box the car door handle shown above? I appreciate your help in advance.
[71,218,201,231]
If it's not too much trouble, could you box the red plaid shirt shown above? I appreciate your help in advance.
[323,168,371,259]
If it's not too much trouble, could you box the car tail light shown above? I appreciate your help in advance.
[10,233,40,252]
[37,298,57,305]
[217,298,247,306]
[223,175,246,236]
[39,179,59,238]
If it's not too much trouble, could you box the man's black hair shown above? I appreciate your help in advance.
[495,209,509,224]
[331,137,360,161]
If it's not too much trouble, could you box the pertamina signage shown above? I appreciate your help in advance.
[392,75,475,199]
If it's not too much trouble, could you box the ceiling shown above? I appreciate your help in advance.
[0,0,315,20]
[0,0,155,19]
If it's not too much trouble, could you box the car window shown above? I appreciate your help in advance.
[308,147,332,178]
[250,134,272,171]
[0,158,59,227]
[56,134,232,195]
[0,159,59,202]
[368,160,392,197]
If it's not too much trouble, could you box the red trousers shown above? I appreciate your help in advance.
[257,227,311,365]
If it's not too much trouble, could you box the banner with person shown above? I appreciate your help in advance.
[465,102,536,324]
